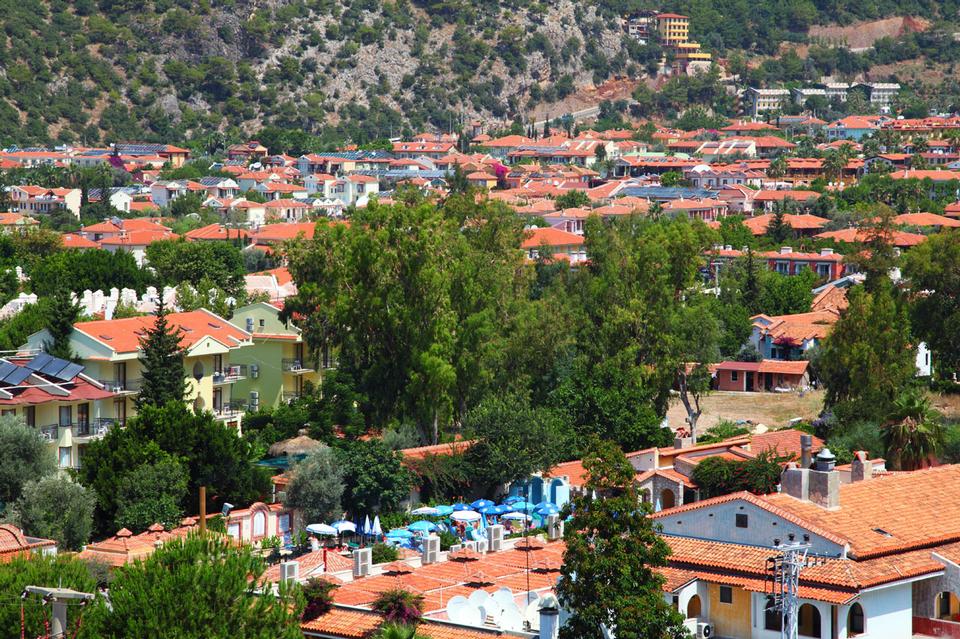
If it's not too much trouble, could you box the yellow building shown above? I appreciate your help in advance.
[25,309,253,433]
[655,13,690,45]
[0,352,120,470]
[228,302,323,410]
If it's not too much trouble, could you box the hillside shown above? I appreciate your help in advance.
[1,0,959,150]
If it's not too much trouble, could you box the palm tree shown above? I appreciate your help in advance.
[883,391,944,470]
[823,150,846,185]
[375,623,426,639]
[767,156,787,179]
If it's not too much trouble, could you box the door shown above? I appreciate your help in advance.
[746,372,755,392]
[766,372,774,391]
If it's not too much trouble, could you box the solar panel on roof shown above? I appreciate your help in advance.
[40,358,71,378]
[4,367,32,385]
[24,352,53,371]
[55,363,84,381]
[0,361,17,381]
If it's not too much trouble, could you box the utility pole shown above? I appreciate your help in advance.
[199,485,207,535]
[766,542,812,639]
[24,586,94,639]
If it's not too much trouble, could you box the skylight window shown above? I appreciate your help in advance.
[872,528,893,538]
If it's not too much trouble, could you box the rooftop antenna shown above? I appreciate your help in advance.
[765,541,814,639]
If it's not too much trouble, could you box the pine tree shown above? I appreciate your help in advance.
[44,288,79,361]
[136,299,186,408]
[765,203,792,244]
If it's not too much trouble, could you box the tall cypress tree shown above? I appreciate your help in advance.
[45,288,80,361]
[136,299,186,408]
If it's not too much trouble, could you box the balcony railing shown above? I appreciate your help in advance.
[99,378,142,393]
[282,391,302,404]
[72,418,123,438]
[213,365,247,384]
[213,399,246,418]
[281,359,315,374]
[39,425,58,441]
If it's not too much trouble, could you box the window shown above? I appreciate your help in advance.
[0,409,14,417]
[58,447,72,468]
[736,513,748,528]
[765,599,783,631]
[25,406,35,427]
[731,370,739,382]
[719,586,733,604]
[252,511,266,539]
[847,603,864,635]
[59,405,72,427]
[227,523,241,540]
[78,403,89,428]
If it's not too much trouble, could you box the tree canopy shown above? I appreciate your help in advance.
[0,416,55,506]
[136,300,187,409]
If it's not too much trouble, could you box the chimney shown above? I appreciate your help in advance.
[781,462,809,501]
[780,246,792,254]
[808,449,840,509]
[851,451,873,482]
[353,547,371,577]
[800,434,813,468]
[539,599,561,639]
[820,248,834,256]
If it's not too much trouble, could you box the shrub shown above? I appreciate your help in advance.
[371,542,399,564]
[302,578,338,621]
[372,588,424,625]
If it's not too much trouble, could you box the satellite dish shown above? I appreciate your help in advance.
[523,591,541,607]
[500,605,525,631]
[480,603,502,625]
[446,596,470,624]
[468,589,491,609]
[492,588,515,610]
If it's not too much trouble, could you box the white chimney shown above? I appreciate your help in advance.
[539,596,561,639]
[820,248,834,256]
[780,246,792,254]
[280,561,299,583]
[353,548,371,577]
[422,535,440,565]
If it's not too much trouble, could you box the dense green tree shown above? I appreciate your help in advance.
[145,240,245,295]
[79,404,269,536]
[44,287,80,361]
[30,249,147,297]
[13,475,95,551]
[557,438,686,639]
[672,296,721,444]
[883,391,943,470]
[765,206,792,243]
[0,554,96,639]
[113,453,188,532]
[0,297,55,351]
[283,446,345,524]
[903,231,960,376]
[334,440,411,514]
[136,300,187,408]
[80,534,304,639]
[554,190,590,209]
[462,394,572,495]
[0,416,55,506]
[819,280,915,423]
[758,268,817,316]
[691,451,785,498]
[717,215,755,250]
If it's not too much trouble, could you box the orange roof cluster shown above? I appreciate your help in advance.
[520,227,584,249]
[753,310,840,342]
[743,213,828,235]
[184,224,252,242]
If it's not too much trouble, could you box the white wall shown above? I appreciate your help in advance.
[836,583,913,639]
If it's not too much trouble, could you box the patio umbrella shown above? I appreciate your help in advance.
[501,512,531,521]
[306,523,337,536]
[411,506,439,516]
[363,515,372,536]
[505,501,535,512]
[471,499,495,510]
[502,495,524,505]
[452,503,472,511]
[372,515,382,536]
[408,520,438,533]
[385,528,414,539]
[534,501,556,510]
[536,504,560,516]
[493,505,511,515]
[331,520,357,534]
[267,432,321,457]
[434,505,454,516]
[450,510,482,522]
[478,504,500,515]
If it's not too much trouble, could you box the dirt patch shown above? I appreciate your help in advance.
[528,76,641,122]
[807,16,930,51]
[667,390,825,434]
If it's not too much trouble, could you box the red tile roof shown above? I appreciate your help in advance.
[520,227,585,249]
[184,223,252,241]
[74,309,250,354]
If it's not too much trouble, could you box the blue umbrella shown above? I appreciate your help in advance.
[494,505,511,515]
[506,501,535,512]
[385,528,414,539]
[534,501,556,510]
[471,499,495,510]
[501,512,532,521]
[478,504,500,514]
[408,520,438,532]
[536,504,560,516]
[503,495,524,505]
[434,505,454,516]
[452,503,471,511]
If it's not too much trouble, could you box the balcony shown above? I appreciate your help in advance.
[72,418,122,440]
[282,391,302,404]
[39,425,58,442]
[99,378,142,394]
[213,399,246,420]
[213,365,247,385]
[281,359,315,374]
